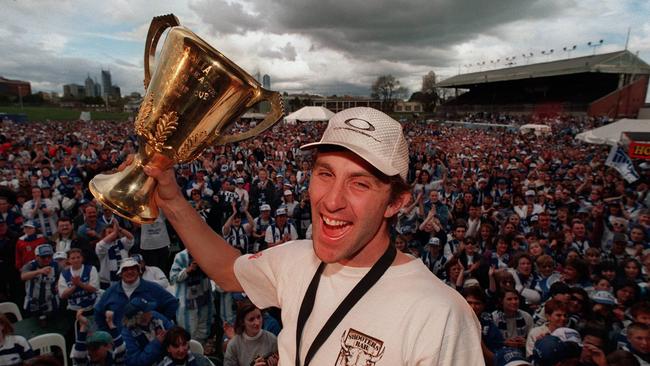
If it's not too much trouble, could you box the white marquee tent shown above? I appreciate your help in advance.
[575,118,650,145]
[520,123,551,135]
[284,106,334,124]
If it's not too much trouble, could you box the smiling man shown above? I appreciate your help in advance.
[144,107,483,365]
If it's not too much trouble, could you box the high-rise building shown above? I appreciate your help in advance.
[94,79,101,98]
[63,84,85,99]
[85,74,96,97]
[262,74,271,89]
[101,70,112,98]
[111,86,121,99]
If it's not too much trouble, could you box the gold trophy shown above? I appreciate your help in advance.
[89,14,284,224]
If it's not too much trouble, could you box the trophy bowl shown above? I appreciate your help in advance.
[89,14,284,224]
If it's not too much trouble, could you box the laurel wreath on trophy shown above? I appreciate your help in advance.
[146,111,179,153]
[134,94,154,135]
[175,130,208,162]
[134,93,180,154]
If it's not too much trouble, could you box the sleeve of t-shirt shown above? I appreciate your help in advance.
[233,241,315,310]
[89,266,100,289]
[234,247,282,309]
[57,274,68,296]
[264,226,273,244]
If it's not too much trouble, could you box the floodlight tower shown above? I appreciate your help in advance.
[563,45,577,58]
[587,39,604,55]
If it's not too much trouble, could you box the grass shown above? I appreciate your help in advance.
[0,106,131,121]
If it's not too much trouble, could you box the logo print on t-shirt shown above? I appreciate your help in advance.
[335,328,385,366]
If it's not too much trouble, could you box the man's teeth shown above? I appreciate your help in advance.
[323,216,348,227]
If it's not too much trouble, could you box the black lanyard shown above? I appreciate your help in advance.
[294,244,397,366]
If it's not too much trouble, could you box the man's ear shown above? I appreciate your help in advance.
[384,191,411,219]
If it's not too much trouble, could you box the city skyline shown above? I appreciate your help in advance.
[1,0,649,98]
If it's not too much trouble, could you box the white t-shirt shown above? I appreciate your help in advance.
[140,213,171,250]
[234,240,484,366]
[142,266,170,289]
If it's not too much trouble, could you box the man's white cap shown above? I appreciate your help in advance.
[283,189,293,196]
[117,258,140,275]
[300,107,409,181]
[260,204,271,211]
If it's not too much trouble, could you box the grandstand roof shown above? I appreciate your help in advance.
[436,50,650,88]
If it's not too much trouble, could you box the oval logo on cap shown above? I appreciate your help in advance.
[344,118,375,131]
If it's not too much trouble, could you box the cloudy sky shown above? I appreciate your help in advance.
[2,0,649,97]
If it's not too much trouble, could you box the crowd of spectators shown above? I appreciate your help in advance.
[0,112,648,366]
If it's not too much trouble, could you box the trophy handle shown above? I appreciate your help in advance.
[143,14,180,89]
[214,88,285,144]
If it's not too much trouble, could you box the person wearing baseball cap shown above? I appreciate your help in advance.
[283,189,298,217]
[20,243,61,318]
[121,297,173,366]
[131,253,170,290]
[72,308,126,366]
[15,219,48,270]
[142,107,482,365]
[264,207,298,248]
[94,257,178,333]
[251,204,274,251]
[422,236,446,277]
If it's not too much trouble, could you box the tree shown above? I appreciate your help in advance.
[419,71,440,112]
[371,74,408,111]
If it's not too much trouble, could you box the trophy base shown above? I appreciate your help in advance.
[88,157,159,225]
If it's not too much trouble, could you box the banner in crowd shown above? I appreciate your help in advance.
[605,145,640,183]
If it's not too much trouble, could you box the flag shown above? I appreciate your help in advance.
[605,145,640,183]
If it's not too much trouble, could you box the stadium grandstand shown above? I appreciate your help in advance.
[436,50,650,118]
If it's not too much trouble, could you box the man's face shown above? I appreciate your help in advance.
[88,344,111,362]
[85,207,97,222]
[121,266,140,284]
[453,227,466,240]
[37,255,52,267]
[309,150,403,267]
[429,191,439,203]
[640,213,650,226]
[580,335,605,363]
[572,223,585,238]
[631,228,645,242]
[58,221,72,236]
[465,296,484,316]
[539,215,551,229]
[629,329,650,354]
[547,309,568,329]
[68,252,83,268]
[276,214,287,226]
[0,199,8,213]
[24,226,36,236]
[259,170,268,181]
[635,312,650,326]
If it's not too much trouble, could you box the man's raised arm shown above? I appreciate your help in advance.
[143,163,243,292]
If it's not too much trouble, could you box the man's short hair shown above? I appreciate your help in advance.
[630,301,650,319]
[67,248,83,257]
[544,299,567,315]
[628,322,650,336]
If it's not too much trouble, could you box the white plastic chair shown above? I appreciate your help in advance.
[189,339,204,355]
[0,302,23,321]
[29,333,68,366]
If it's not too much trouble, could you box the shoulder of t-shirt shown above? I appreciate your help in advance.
[393,261,471,310]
